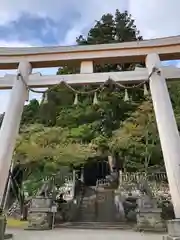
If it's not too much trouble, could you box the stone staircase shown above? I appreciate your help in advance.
[75,185,119,223]
[77,186,96,222]
[56,221,134,230]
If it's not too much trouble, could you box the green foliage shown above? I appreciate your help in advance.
[16,124,96,165]
[110,100,163,172]
[21,99,40,125]
[77,10,142,45]
[77,10,143,72]
[13,9,180,191]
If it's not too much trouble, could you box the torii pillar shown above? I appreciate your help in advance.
[146,53,180,238]
[0,61,32,205]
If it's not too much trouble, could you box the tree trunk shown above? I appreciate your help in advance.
[108,155,116,172]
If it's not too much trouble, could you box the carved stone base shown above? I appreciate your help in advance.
[4,233,13,239]
[27,212,53,230]
[136,208,166,232]
[163,219,180,240]
[26,197,53,230]
[164,237,180,240]
[0,214,6,239]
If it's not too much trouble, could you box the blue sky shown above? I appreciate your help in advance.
[0,0,180,113]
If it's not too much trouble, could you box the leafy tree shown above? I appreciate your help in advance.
[17,10,144,172]
[110,100,163,172]
[77,10,142,45]
[21,99,40,125]
[77,10,142,72]
[14,9,169,195]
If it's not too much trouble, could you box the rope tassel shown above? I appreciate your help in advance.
[124,89,129,102]
[73,93,79,105]
[41,92,48,104]
[93,92,98,105]
[25,90,29,102]
[143,83,149,96]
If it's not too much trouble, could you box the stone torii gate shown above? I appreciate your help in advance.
[0,36,180,237]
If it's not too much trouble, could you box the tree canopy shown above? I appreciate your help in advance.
[4,9,180,188]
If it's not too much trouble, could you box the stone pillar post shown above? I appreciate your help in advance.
[0,61,32,204]
[146,53,180,218]
[146,53,180,239]
[80,61,93,73]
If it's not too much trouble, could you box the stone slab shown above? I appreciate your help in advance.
[29,208,52,212]
[137,208,162,213]
[163,235,180,240]
[136,209,166,231]
[7,228,165,240]
[4,233,13,239]
[167,219,180,237]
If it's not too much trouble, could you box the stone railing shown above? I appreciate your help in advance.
[119,171,167,184]
[96,179,110,187]
[118,171,170,200]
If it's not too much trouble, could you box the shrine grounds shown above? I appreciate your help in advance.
[7,228,164,240]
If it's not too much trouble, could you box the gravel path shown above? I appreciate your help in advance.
[7,228,165,240]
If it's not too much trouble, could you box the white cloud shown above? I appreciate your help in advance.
[0,40,32,48]
[129,0,180,39]
[0,90,10,113]
[0,0,179,40]
[0,0,126,24]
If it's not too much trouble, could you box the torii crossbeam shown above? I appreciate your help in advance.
[0,65,180,89]
[0,37,180,228]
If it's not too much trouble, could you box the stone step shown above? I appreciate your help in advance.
[78,213,96,221]
[79,207,95,211]
[56,222,134,230]
[79,213,95,217]
[79,210,95,213]
[79,212,95,215]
